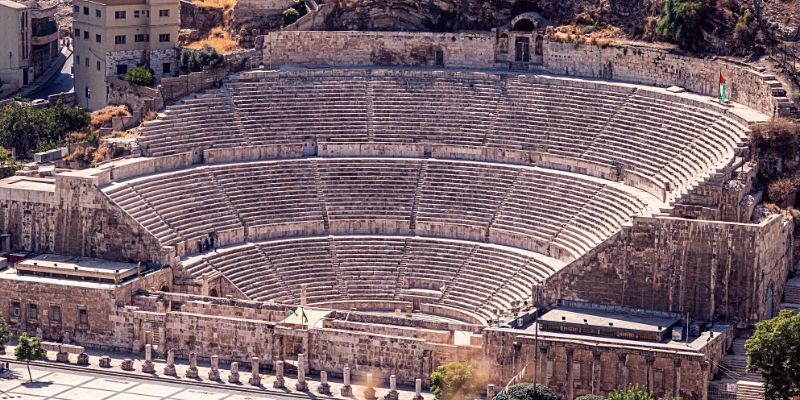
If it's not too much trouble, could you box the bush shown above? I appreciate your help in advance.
[733,10,757,52]
[282,0,306,26]
[767,176,799,205]
[746,309,800,399]
[430,362,479,400]
[0,147,17,179]
[607,385,655,400]
[576,395,605,400]
[496,383,559,400]
[180,45,224,73]
[0,100,90,158]
[655,0,709,48]
[125,66,155,87]
[581,25,598,35]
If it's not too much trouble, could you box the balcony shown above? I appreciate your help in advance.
[31,31,59,46]
[31,4,58,19]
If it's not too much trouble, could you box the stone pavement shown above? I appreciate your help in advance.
[0,345,433,400]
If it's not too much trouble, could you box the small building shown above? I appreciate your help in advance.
[0,0,61,98]
[72,0,179,110]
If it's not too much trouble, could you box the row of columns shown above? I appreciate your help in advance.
[113,345,424,399]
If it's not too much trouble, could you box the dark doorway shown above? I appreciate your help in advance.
[515,37,530,63]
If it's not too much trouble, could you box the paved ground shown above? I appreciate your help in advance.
[0,364,298,400]
[28,51,74,101]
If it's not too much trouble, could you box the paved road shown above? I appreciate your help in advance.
[0,364,298,400]
[28,52,74,101]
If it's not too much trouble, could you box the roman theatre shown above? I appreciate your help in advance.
[0,26,796,400]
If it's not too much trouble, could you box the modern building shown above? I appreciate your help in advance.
[0,0,61,98]
[72,0,179,110]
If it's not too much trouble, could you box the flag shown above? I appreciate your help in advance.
[719,72,727,103]
[285,306,295,317]
[301,308,309,324]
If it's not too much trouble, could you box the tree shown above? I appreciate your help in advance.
[430,362,479,400]
[655,0,709,48]
[179,45,224,73]
[732,10,757,52]
[282,7,300,26]
[0,147,18,179]
[0,313,11,355]
[746,309,800,399]
[607,385,654,400]
[495,383,559,400]
[125,66,156,87]
[0,100,89,158]
[14,332,47,383]
[576,395,605,400]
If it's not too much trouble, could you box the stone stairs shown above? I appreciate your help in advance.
[710,334,765,400]
[409,160,428,233]
[781,276,800,308]
[311,160,331,234]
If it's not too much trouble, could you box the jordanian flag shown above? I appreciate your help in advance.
[720,72,727,103]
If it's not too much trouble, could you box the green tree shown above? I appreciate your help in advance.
[607,385,654,400]
[576,395,605,400]
[655,0,708,48]
[495,383,559,400]
[746,309,800,399]
[179,45,224,73]
[14,332,47,383]
[282,7,300,26]
[0,147,18,179]
[430,362,479,400]
[732,10,757,52]
[0,313,11,354]
[0,101,89,158]
[125,66,156,87]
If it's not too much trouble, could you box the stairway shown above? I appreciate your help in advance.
[409,160,429,233]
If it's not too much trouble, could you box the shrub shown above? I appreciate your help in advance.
[581,25,598,35]
[125,66,155,87]
[576,395,605,400]
[733,10,757,52]
[283,7,300,26]
[496,383,559,400]
[0,147,17,179]
[746,309,800,399]
[0,100,90,158]
[655,0,709,48]
[607,385,655,400]
[180,45,224,73]
[767,176,799,205]
[430,362,479,400]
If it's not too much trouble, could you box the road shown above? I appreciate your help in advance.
[28,52,74,101]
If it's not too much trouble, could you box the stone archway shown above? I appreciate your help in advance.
[209,288,219,297]
[511,12,545,32]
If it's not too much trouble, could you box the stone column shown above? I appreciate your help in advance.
[185,352,199,378]
[413,378,424,400]
[386,375,399,400]
[318,370,331,394]
[591,349,601,394]
[565,347,575,400]
[537,344,549,387]
[164,349,177,376]
[364,373,377,400]
[208,355,220,381]
[341,366,353,397]
[121,359,134,371]
[296,353,308,391]
[142,344,155,373]
[273,360,285,388]
[618,353,628,390]
[300,284,308,307]
[228,362,240,383]
[77,353,89,366]
[248,357,261,386]
[56,345,69,363]
[672,357,682,399]
[645,353,655,393]
[487,384,496,400]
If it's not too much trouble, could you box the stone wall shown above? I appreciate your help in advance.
[544,214,793,326]
[262,31,496,68]
[540,40,783,117]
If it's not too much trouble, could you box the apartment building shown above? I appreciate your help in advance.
[73,0,179,109]
[0,0,60,98]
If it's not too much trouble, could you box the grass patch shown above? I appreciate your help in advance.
[192,0,236,9]
[89,105,129,131]
[185,27,240,54]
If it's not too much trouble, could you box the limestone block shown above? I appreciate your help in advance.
[318,371,331,395]
[164,349,177,376]
[185,352,199,378]
[208,355,220,381]
[228,361,240,383]
[121,359,134,371]
[56,351,69,363]
[295,353,308,391]
[341,365,353,397]
[77,353,89,366]
[99,356,112,368]
[248,357,261,386]
[273,360,284,388]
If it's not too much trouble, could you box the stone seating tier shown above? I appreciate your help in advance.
[136,69,748,200]
[181,236,566,320]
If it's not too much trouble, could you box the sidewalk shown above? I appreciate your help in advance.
[16,46,73,100]
[0,345,434,400]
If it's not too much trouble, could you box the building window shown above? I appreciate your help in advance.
[115,35,126,45]
[96,61,101,70]
[10,301,20,320]
[83,30,88,40]
[159,9,169,17]
[50,305,61,324]
[434,50,444,66]
[83,6,88,15]
[78,308,88,326]
[85,57,89,67]
[162,62,171,74]
[96,34,101,43]
[114,10,126,19]
[134,10,139,18]
[116,64,127,75]
[85,87,91,99]
[75,55,80,65]
[95,9,101,18]
[28,304,38,321]
[74,28,80,37]
[73,5,79,13]
[134,34,149,43]
[158,34,170,42]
